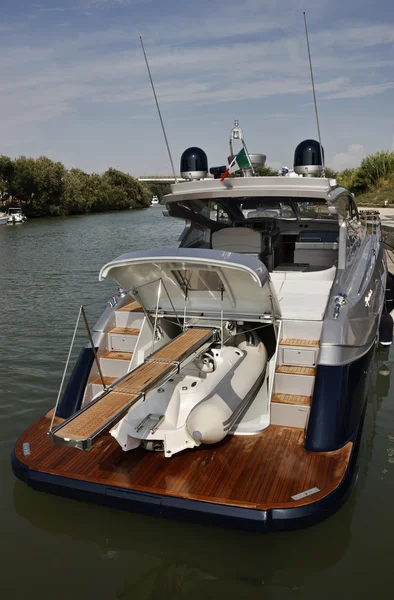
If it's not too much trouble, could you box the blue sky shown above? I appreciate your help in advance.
[1,0,394,175]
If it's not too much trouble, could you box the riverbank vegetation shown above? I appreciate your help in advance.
[1,149,393,217]
[261,150,394,206]
[325,151,394,206]
[0,155,152,217]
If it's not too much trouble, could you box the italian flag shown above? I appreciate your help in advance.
[220,147,251,181]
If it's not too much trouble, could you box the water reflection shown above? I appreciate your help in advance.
[13,478,355,598]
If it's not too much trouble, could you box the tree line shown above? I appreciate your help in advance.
[0,155,153,217]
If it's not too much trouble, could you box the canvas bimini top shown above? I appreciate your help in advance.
[100,247,280,319]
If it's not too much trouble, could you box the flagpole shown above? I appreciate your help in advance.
[220,155,237,182]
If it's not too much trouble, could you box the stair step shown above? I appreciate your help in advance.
[101,351,133,361]
[117,300,142,312]
[276,365,316,376]
[272,393,311,407]
[109,327,140,336]
[270,402,310,429]
[280,338,319,348]
[92,376,117,386]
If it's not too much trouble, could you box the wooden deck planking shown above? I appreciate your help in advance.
[272,393,312,406]
[280,338,320,348]
[16,418,352,510]
[55,392,139,441]
[101,351,133,361]
[153,329,213,362]
[117,300,142,312]
[116,361,174,393]
[109,327,140,336]
[276,365,316,376]
[91,376,116,386]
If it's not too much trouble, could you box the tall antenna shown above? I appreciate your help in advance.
[303,12,325,172]
[140,36,177,182]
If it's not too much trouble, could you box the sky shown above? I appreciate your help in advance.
[1,0,394,175]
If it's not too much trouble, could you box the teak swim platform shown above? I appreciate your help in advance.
[14,413,353,530]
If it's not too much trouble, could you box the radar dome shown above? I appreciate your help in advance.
[180,147,208,180]
[294,139,324,176]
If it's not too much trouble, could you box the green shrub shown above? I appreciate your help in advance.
[352,151,394,193]
[257,166,278,176]
[337,168,358,191]
[323,167,338,179]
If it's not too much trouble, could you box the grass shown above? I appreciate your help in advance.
[354,178,394,206]
[327,150,394,206]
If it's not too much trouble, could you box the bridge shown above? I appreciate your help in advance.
[138,176,185,183]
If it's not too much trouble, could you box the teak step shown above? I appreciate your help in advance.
[276,365,316,376]
[280,338,320,348]
[92,376,117,386]
[117,300,142,312]
[109,327,140,336]
[272,393,312,407]
[51,328,215,451]
[101,351,133,361]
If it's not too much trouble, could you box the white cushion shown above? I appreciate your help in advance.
[285,265,336,282]
[294,248,337,267]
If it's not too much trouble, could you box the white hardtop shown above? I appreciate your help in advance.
[163,176,340,204]
[100,248,281,319]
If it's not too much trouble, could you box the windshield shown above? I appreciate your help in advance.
[297,201,335,220]
[238,199,296,220]
[169,196,335,227]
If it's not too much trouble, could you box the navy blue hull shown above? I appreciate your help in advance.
[11,348,373,532]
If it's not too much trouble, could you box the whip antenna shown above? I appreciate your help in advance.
[140,36,177,182]
[303,12,325,172]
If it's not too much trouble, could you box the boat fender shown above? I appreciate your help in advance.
[55,346,97,418]
[385,274,394,312]
[379,312,393,346]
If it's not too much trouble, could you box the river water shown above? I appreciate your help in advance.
[1,208,394,599]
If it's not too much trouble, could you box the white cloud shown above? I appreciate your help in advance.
[323,82,394,100]
[1,1,394,172]
[331,144,365,171]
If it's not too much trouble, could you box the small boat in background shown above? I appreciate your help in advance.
[0,211,7,226]
[150,195,159,206]
[7,207,27,224]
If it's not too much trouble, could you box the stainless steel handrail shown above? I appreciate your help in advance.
[49,306,82,432]
[49,279,186,434]
[357,225,380,295]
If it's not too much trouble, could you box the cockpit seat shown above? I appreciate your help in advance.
[211,227,263,255]
[211,227,279,271]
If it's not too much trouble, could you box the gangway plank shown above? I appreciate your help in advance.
[50,328,214,451]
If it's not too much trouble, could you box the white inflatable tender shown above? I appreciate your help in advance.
[110,340,267,457]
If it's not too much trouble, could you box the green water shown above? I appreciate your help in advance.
[1,209,394,599]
